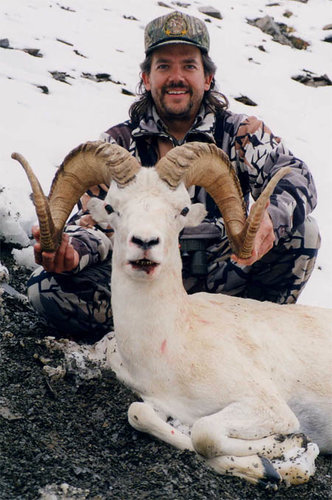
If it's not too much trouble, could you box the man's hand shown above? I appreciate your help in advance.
[32,226,79,273]
[231,203,275,267]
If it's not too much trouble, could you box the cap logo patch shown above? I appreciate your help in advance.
[164,13,188,36]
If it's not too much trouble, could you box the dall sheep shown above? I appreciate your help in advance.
[13,141,332,489]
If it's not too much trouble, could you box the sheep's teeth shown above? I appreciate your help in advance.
[133,259,155,266]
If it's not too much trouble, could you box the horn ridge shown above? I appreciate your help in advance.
[14,141,141,252]
[11,152,58,252]
[155,141,290,259]
[238,166,292,258]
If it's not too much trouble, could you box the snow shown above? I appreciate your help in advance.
[0,0,331,307]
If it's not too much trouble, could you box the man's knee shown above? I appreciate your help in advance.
[26,263,113,336]
[249,216,320,303]
[27,266,49,313]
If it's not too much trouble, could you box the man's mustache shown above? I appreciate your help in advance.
[162,83,191,93]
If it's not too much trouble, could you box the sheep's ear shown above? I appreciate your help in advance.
[185,203,207,227]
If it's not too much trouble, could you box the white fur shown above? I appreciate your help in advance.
[80,169,332,487]
[0,262,9,282]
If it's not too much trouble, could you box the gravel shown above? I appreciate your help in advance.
[0,245,331,499]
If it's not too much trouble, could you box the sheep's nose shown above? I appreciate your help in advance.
[131,236,160,250]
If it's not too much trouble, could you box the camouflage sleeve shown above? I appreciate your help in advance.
[62,183,113,272]
[65,225,112,273]
[232,116,317,242]
[61,122,133,271]
[100,121,133,150]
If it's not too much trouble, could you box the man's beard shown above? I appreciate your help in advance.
[159,84,194,121]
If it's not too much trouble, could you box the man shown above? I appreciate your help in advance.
[28,11,320,337]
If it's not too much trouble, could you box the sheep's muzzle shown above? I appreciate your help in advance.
[129,258,160,274]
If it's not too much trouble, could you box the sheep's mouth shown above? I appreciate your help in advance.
[129,258,159,274]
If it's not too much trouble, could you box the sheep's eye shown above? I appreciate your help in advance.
[105,204,114,214]
[180,207,189,217]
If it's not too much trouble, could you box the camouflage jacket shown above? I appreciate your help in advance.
[67,105,317,272]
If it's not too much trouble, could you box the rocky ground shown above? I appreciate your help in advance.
[0,245,331,500]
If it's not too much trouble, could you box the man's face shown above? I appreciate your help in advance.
[142,44,213,124]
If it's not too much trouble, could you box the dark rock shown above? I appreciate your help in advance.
[292,70,332,87]
[0,398,23,420]
[0,39,43,56]
[172,1,190,7]
[123,15,138,21]
[73,49,87,58]
[248,15,292,47]
[22,48,43,57]
[59,5,76,12]
[95,72,118,83]
[81,72,123,84]
[283,10,294,18]
[121,88,135,96]
[323,35,332,43]
[248,57,261,65]
[287,35,309,50]
[198,6,222,20]
[248,15,309,50]
[0,38,10,48]
[82,72,99,82]
[56,38,74,47]
[323,24,332,31]
[36,85,49,94]
[50,71,73,84]
[157,1,171,7]
[234,95,258,106]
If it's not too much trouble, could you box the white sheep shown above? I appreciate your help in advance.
[13,141,332,489]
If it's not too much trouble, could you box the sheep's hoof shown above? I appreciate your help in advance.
[258,456,281,491]
[272,441,319,486]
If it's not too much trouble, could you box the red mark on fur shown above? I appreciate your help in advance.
[161,339,167,354]
[171,429,175,435]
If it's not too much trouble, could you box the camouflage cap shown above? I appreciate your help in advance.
[144,11,210,55]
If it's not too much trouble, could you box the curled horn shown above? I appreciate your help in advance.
[155,142,290,259]
[12,141,140,252]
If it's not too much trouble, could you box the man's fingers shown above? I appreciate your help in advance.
[59,240,75,272]
[33,242,43,265]
[231,233,274,266]
[41,251,57,272]
[231,250,257,267]
[33,231,79,272]
[32,225,40,240]
[52,234,69,273]
[261,233,274,255]
[52,235,79,273]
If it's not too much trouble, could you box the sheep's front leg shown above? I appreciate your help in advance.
[128,402,194,451]
[127,403,279,487]
[206,440,319,488]
[191,398,318,487]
